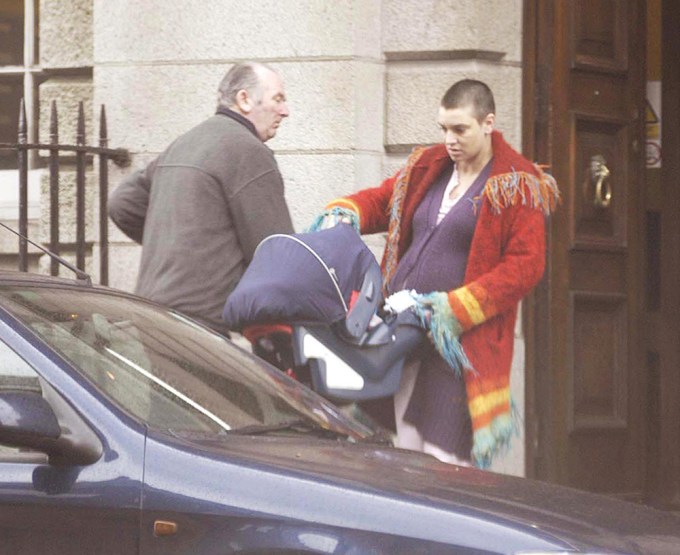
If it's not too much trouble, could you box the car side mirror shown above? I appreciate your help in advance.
[0,390,61,449]
[0,389,102,466]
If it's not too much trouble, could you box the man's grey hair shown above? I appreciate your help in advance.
[217,62,274,109]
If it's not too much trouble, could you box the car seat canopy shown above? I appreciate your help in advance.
[222,225,381,331]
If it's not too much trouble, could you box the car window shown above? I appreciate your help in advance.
[0,338,42,457]
[0,287,369,439]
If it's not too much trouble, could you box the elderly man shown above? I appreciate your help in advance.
[109,62,294,336]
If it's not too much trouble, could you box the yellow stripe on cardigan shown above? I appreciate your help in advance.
[449,286,487,331]
[468,386,511,420]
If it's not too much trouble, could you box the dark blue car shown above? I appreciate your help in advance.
[1,271,680,554]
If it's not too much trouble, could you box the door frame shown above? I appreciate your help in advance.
[655,0,680,510]
[522,0,680,509]
[521,0,557,484]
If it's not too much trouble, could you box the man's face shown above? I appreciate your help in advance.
[437,104,494,163]
[246,69,290,142]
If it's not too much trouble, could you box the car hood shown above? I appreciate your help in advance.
[156,431,680,554]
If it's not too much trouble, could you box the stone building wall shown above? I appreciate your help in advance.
[39,0,526,475]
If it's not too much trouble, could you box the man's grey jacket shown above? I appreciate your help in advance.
[108,109,294,332]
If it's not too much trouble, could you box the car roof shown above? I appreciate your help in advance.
[0,270,182,319]
[0,270,95,289]
[0,271,146,306]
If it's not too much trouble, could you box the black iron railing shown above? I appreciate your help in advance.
[0,99,129,285]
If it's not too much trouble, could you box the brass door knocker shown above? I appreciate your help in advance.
[590,154,612,208]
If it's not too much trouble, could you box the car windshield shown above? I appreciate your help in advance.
[0,286,372,440]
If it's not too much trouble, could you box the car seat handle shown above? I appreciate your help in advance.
[344,264,383,340]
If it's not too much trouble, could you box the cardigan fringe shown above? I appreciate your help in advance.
[483,169,560,215]
[384,147,427,290]
[306,206,360,233]
[412,291,471,376]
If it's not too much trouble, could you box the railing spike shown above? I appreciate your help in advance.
[50,100,59,142]
[49,100,61,276]
[99,104,108,146]
[77,101,85,145]
[18,98,28,271]
[18,98,27,143]
[99,104,110,285]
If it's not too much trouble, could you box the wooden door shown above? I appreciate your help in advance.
[525,0,647,498]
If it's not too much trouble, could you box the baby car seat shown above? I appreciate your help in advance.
[222,224,424,401]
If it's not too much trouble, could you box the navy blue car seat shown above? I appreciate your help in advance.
[222,225,424,401]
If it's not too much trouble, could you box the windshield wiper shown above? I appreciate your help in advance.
[228,418,351,440]
[357,431,393,446]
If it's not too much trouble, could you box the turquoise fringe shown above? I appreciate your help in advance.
[472,401,521,469]
[411,291,472,377]
[306,207,360,233]
[472,414,513,469]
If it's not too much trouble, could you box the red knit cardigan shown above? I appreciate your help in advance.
[325,131,560,466]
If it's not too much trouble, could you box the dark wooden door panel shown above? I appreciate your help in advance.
[571,114,628,248]
[569,292,628,433]
[529,0,646,498]
[571,0,628,73]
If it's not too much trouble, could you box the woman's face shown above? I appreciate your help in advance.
[437,104,494,165]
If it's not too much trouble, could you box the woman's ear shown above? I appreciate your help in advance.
[235,89,253,114]
[482,112,496,135]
